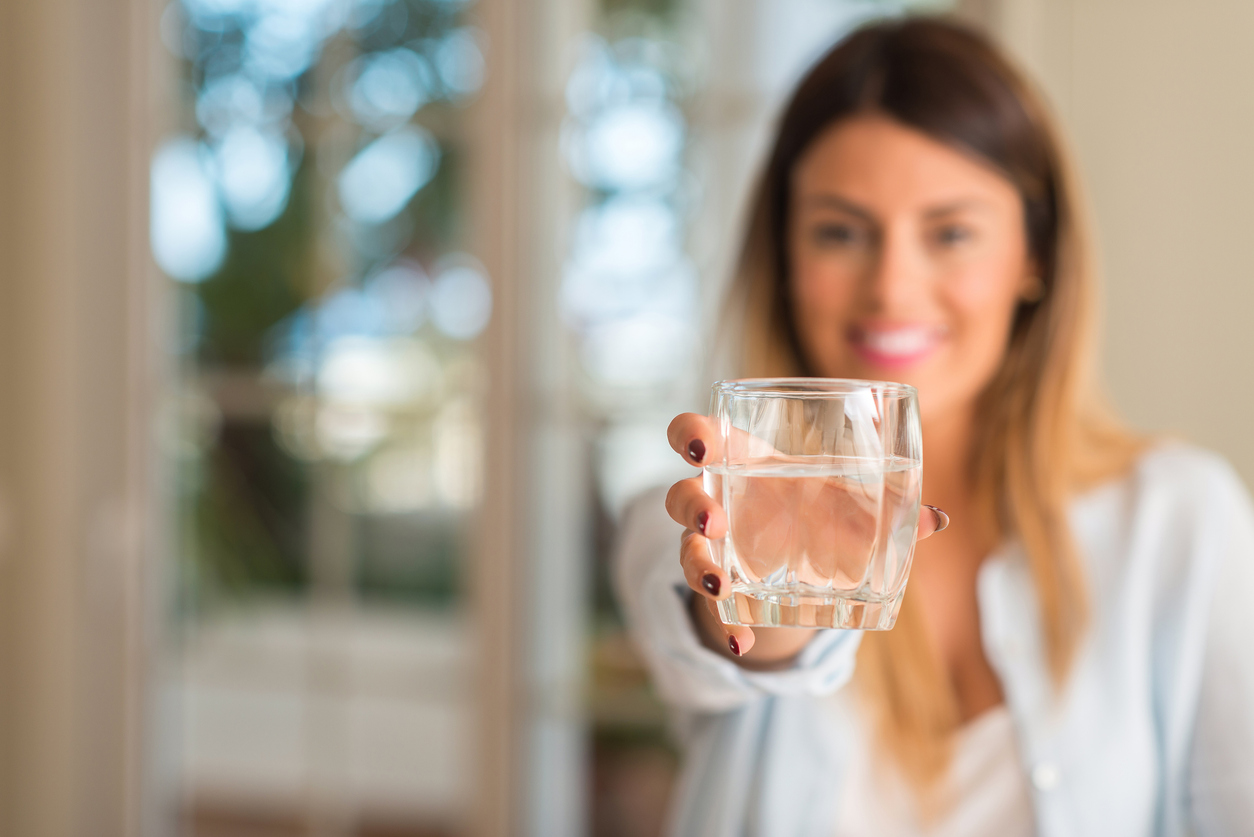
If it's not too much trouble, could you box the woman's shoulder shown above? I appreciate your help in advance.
[1131,441,1245,494]
[1079,440,1249,521]
[1073,441,1254,593]
[1131,442,1252,536]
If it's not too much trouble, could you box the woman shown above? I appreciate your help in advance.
[614,17,1254,836]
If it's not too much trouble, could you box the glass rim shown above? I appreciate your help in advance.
[712,377,917,399]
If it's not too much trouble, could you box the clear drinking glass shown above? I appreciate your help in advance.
[703,378,922,630]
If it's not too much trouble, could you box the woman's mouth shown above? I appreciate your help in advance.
[847,324,944,368]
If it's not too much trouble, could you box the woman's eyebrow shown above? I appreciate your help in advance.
[923,198,993,218]
[801,194,995,220]
[799,193,875,221]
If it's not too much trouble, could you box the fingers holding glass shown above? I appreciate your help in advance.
[665,476,726,539]
[681,532,756,656]
[680,529,727,600]
[704,597,756,657]
[667,412,719,466]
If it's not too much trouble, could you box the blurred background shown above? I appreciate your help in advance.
[0,0,1252,834]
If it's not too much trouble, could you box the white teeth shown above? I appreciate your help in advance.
[861,328,935,357]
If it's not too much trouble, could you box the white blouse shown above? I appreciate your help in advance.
[832,704,1035,837]
[614,444,1254,836]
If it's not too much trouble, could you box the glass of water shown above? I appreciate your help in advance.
[703,378,922,630]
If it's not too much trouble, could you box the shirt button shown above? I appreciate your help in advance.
[1031,762,1060,791]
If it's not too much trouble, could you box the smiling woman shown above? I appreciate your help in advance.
[615,15,1254,837]
[788,115,1035,412]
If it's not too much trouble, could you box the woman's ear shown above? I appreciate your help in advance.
[1020,273,1045,303]
[1019,258,1045,303]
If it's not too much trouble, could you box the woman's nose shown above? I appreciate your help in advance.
[864,228,926,313]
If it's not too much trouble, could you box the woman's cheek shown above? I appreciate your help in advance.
[794,248,859,307]
[942,268,1024,381]
[964,264,1023,331]
[792,267,856,373]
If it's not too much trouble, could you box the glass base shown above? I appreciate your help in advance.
[716,587,904,630]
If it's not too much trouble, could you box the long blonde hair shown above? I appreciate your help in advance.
[728,17,1143,793]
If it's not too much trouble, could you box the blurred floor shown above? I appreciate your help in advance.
[588,627,679,837]
[184,803,460,837]
[175,606,470,836]
[591,744,677,837]
[176,605,679,837]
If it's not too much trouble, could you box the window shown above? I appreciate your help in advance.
[156,1,488,832]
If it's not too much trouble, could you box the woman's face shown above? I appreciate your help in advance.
[788,114,1033,423]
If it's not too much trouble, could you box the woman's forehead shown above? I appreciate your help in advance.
[791,115,1020,212]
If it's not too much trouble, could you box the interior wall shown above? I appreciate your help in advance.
[983,0,1254,486]
[0,0,156,834]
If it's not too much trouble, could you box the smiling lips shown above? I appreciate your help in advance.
[848,324,944,368]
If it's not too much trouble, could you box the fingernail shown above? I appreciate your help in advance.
[728,635,741,656]
[701,573,720,596]
[697,510,709,535]
[923,504,950,532]
[687,439,706,464]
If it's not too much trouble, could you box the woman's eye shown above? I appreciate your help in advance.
[934,224,973,246]
[813,223,863,245]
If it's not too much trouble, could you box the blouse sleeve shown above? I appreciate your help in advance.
[1187,461,1254,832]
[612,486,862,715]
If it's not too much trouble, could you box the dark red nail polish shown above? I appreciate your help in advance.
[687,439,706,464]
[701,573,720,596]
[697,510,709,535]
[728,635,741,656]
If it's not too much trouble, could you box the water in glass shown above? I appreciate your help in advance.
[704,379,922,630]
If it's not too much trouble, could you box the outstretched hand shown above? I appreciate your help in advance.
[664,412,949,663]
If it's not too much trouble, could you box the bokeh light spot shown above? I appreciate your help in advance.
[430,262,492,340]
[210,126,291,230]
[337,127,440,225]
[347,48,434,130]
[581,313,694,387]
[434,27,486,99]
[367,261,431,334]
[151,137,228,282]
